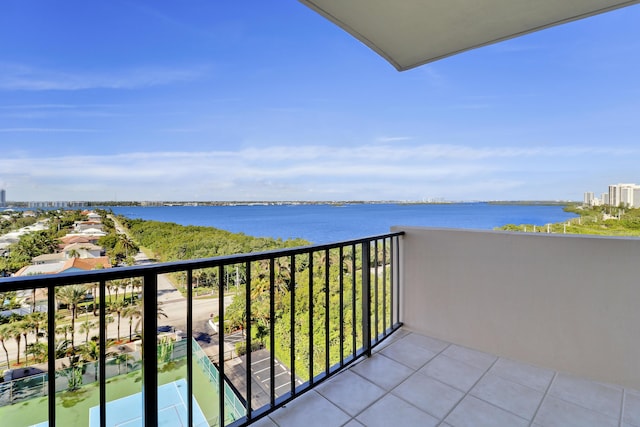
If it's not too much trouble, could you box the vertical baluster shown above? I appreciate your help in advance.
[218,264,225,427]
[324,249,330,375]
[269,258,276,406]
[290,255,296,396]
[362,241,372,357]
[351,244,356,359]
[382,238,387,335]
[245,262,252,419]
[142,273,158,426]
[395,236,401,327]
[390,237,395,327]
[99,279,106,427]
[47,283,56,427]
[308,252,314,384]
[374,239,379,342]
[339,246,344,367]
[186,269,193,427]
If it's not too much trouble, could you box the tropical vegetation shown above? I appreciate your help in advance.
[499,204,640,236]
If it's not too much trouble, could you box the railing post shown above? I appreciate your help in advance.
[142,273,158,427]
[362,241,372,357]
[99,279,107,427]
[47,283,56,427]
[186,269,193,427]
[218,264,225,427]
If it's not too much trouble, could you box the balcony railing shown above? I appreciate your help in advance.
[0,232,403,427]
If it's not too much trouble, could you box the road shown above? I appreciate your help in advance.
[1,221,238,369]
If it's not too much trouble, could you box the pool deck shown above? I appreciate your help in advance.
[249,328,640,427]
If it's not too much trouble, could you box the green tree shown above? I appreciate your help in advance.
[108,300,127,342]
[26,311,47,343]
[56,284,88,350]
[0,324,11,369]
[5,320,25,365]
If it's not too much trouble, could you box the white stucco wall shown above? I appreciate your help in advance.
[392,226,640,389]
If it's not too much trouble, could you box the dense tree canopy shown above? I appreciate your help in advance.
[120,216,309,261]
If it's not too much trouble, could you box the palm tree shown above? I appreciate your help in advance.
[56,324,73,343]
[104,315,114,341]
[67,249,81,259]
[79,340,100,381]
[56,284,88,350]
[21,318,34,364]
[113,352,133,375]
[130,277,142,302]
[108,300,127,342]
[6,320,24,365]
[88,282,99,315]
[26,311,47,343]
[79,320,95,344]
[118,281,129,302]
[26,342,47,364]
[123,303,141,341]
[0,324,11,369]
[117,234,138,265]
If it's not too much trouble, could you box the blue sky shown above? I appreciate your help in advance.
[1,1,639,202]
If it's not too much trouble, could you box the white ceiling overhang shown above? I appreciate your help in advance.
[299,0,640,71]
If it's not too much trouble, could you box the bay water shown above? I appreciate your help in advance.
[110,203,576,244]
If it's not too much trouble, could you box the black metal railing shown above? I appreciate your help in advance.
[0,232,403,426]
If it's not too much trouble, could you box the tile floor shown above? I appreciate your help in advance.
[248,329,640,427]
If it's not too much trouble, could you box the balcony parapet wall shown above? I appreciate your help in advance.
[392,226,640,389]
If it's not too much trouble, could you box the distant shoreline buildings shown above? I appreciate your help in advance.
[584,183,640,208]
[0,189,5,207]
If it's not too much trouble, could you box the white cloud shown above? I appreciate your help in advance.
[3,143,636,201]
[0,63,208,91]
[0,128,99,133]
[375,136,413,143]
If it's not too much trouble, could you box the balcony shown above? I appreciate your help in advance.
[1,228,639,426]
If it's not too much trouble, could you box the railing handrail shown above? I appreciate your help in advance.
[0,232,404,291]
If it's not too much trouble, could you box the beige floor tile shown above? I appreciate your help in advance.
[268,390,350,427]
[316,370,386,416]
[392,371,464,419]
[470,373,544,420]
[534,395,618,427]
[419,354,485,392]
[356,394,438,427]
[400,332,449,353]
[372,328,410,354]
[444,395,528,427]
[381,339,437,369]
[443,344,497,371]
[624,389,640,427]
[249,416,279,427]
[549,373,623,419]
[489,357,554,392]
[350,353,414,391]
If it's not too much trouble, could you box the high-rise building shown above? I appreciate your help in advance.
[601,193,609,205]
[608,183,640,207]
[0,189,5,207]
[583,192,594,206]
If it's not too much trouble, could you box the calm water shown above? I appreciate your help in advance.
[110,203,576,244]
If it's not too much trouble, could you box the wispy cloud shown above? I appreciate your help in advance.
[3,143,636,201]
[0,128,99,133]
[0,63,209,91]
[375,136,413,143]
[420,65,448,88]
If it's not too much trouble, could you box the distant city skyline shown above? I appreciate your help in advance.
[1,2,639,202]
[584,183,640,208]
